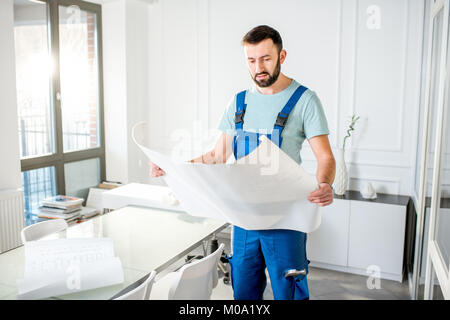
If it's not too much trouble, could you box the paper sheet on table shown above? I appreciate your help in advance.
[17,238,124,300]
[133,122,321,233]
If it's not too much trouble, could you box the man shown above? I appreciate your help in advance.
[150,25,335,300]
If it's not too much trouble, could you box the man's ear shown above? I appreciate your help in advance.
[279,49,287,64]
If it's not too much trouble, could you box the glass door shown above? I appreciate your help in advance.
[56,0,105,200]
[430,48,450,297]
[412,0,450,299]
[416,0,450,300]
[14,0,105,220]
[58,3,101,152]
[14,0,58,216]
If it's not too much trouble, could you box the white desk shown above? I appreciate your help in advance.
[101,183,184,212]
[0,206,228,300]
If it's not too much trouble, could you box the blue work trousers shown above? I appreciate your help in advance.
[229,226,310,300]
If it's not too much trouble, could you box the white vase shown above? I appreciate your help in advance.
[333,148,348,196]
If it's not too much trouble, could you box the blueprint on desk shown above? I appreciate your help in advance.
[17,238,124,300]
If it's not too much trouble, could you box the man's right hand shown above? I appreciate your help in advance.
[149,161,165,177]
[150,132,233,176]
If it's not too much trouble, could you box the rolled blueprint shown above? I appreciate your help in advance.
[133,122,321,233]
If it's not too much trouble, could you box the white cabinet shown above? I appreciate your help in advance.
[307,199,350,267]
[307,194,408,282]
[347,201,406,281]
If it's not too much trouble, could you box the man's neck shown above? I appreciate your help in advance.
[256,73,292,95]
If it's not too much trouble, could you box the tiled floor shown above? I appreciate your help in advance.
[417,284,445,300]
[307,267,410,300]
[211,265,412,300]
[163,235,417,300]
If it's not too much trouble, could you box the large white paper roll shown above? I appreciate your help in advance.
[133,122,321,233]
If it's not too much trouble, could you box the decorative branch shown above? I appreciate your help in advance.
[343,115,360,150]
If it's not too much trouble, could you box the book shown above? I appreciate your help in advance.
[37,209,81,221]
[97,181,122,189]
[39,206,82,214]
[42,195,83,209]
[79,206,102,219]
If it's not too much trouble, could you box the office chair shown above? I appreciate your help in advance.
[150,243,225,300]
[21,219,68,243]
[185,235,232,285]
[209,238,231,284]
[114,271,157,300]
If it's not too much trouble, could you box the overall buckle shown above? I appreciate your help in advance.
[275,112,288,127]
[234,110,246,124]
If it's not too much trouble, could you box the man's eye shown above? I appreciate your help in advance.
[264,59,270,62]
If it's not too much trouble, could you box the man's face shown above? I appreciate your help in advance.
[244,38,286,88]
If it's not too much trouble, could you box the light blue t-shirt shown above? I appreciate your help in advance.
[218,79,329,164]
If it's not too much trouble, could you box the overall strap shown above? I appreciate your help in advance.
[273,85,308,132]
[271,85,308,148]
[234,90,247,131]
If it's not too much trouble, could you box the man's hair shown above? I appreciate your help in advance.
[241,25,283,53]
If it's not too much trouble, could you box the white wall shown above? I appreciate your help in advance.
[142,0,425,196]
[103,0,128,184]
[102,0,149,184]
[0,0,22,191]
[0,0,427,196]
[125,0,149,183]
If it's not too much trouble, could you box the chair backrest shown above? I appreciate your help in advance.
[115,271,156,300]
[169,243,224,300]
[21,219,68,243]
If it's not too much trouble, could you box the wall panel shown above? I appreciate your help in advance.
[144,0,425,196]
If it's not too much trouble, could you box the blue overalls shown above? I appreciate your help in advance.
[229,85,310,300]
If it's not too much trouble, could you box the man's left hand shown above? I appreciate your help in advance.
[308,183,334,207]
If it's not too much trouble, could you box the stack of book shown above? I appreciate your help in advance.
[97,181,122,190]
[38,195,84,221]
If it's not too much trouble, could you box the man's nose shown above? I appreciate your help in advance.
[255,60,265,74]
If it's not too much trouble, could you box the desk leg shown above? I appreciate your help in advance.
[202,240,209,256]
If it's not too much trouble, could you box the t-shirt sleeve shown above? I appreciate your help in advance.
[302,92,330,139]
[217,95,236,134]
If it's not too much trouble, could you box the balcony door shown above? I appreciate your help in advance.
[413,0,450,300]
[14,0,105,221]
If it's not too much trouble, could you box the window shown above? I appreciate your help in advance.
[14,0,105,223]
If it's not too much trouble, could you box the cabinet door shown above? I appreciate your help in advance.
[307,198,350,266]
[348,201,406,276]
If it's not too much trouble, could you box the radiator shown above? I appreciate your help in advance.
[0,189,25,253]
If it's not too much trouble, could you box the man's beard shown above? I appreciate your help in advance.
[252,57,281,88]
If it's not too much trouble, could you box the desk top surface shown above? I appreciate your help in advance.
[101,183,185,211]
[0,206,228,300]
